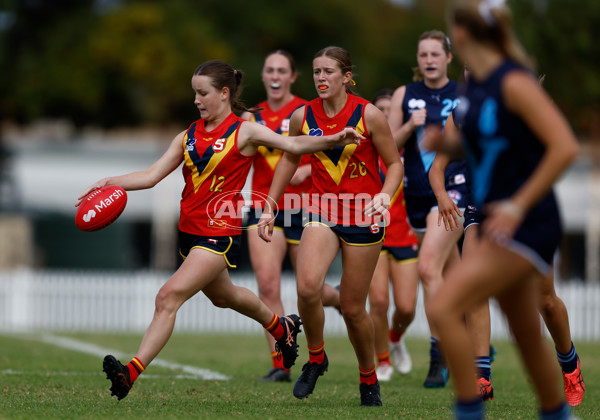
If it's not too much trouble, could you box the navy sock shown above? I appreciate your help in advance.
[455,398,484,420]
[475,356,491,381]
[540,402,570,420]
[430,336,441,361]
[556,342,578,374]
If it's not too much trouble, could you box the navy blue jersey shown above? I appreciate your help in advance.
[454,60,558,212]
[401,80,467,197]
[454,59,561,269]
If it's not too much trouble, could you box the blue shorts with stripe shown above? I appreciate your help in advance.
[246,209,304,244]
[381,245,419,263]
[302,212,385,246]
[178,230,241,268]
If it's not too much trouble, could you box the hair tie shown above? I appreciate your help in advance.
[350,79,357,86]
[233,69,238,76]
[478,0,506,25]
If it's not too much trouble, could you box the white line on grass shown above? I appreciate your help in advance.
[33,333,231,381]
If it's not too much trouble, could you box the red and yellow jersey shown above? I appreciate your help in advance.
[249,96,311,210]
[302,94,383,226]
[379,157,419,247]
[179,112,254,236]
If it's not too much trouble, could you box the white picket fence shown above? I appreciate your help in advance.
[1,268,599,341]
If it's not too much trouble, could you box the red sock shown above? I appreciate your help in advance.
[360,365,378,385]
[126,357,145,383]
[271,351,289,372]
[389,328,403,343]
[264,314,284,341]
[308,342,325,364]
[376,351,391,366]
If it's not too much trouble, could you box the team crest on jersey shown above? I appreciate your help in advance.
[185,136,196,151]
[408,98,426,109]
[447,189,462,204]
[309,128,323,136]
[212,138,227,152]
[327,124,337,130]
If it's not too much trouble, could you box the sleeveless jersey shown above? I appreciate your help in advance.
[301,94,383,226]
[402,80,467,197]
[453,60,560,218]
[379,157,419,248]
[249,96,311,210]
[179,112,254,236]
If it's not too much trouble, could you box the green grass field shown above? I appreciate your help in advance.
[0,332,597,419]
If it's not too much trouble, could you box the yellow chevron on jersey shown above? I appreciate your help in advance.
[183,124,238,193]
[257,146,283,171]
[302,111,365,186]
[313,144,358,186]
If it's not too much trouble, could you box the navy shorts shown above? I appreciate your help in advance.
[381,245,419,263]
[246,208,304,244]
[178,230,241,268]
[405,188,469,231]
[303,212,385,246]
[463,204,483,231]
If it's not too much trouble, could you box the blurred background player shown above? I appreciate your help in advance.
[368,89,419,381]
[242,50,341,383]
[388,30,468,388]
[427,1,580,418]
[259,46,403,406]
[77,60,363,401]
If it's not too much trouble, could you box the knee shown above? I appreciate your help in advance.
[538,292,556,318]
[369,293,389,318]
[341,301,366,325]
[155,286,181,314]
[257,279,281,304]
[297,278,323,305]
[417,258,437,285]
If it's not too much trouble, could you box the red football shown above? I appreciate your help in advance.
[75,186,128,232]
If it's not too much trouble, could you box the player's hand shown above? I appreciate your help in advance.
[437,194,462,231]
[76,178,109,207]
[257,204,277,243]
[409,108,427,130]
[364,193,390,218]
[482,200,525,245]
[331,127,364,147]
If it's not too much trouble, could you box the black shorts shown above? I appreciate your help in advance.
[381,245,419,263]
[246,208,304,244]
[464,204,483,232]
[405,189,469,231]
[303,212,385,246]
[178,231,241,268]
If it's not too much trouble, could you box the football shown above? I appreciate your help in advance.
[75,186,128,232]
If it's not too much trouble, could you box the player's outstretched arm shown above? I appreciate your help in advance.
[76,130,185,206]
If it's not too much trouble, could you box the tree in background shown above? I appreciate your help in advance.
[0,0,598,136]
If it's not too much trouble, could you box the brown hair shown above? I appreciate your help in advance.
[193,60,253,113]
[412,30,452,82]
[450,0,534,70]
[265,49,297,75]
[313,46,356,94]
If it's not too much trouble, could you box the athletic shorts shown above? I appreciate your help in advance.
[381,245,419,263]
[246,208,304,244]
[502,212,561,275]
[405,188,469,231]
[302,212,385,246]
[464,204,483,232]
[178,230,241,268]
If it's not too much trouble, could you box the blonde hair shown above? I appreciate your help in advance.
[450,0,534,70]
[412,30,452,82]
